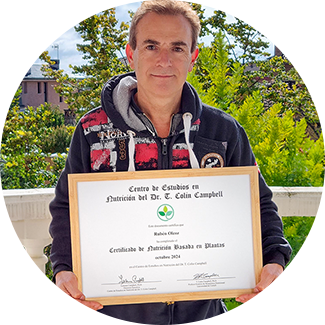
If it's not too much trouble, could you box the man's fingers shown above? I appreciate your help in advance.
[56,271,83,299]
[78,299,104,310]
[55,271,103,310]
[62,281,103,310]
[256,263,283,292]
[254,276,273,293]
[235,293,257,303]
[236,263,284,303]
[62,280,85,300]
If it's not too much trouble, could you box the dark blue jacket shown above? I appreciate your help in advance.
[49,72,291,324]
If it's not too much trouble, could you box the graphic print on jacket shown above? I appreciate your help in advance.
[134,140,158,170]
[80,107,160,171]
[80,106,228,172]
[172,143,190,168]
[81,108,125,172]
[80,107,218,172]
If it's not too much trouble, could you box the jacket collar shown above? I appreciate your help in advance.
[101,72,202,136]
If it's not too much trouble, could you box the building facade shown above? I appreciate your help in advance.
[20,60,68,111]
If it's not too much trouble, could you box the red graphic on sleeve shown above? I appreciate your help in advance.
[81,109,108,129]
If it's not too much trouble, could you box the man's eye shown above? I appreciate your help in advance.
[146,45,156,50]
[174,47,184,52]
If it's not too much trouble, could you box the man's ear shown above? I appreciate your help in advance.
[126,43,135,70]
[188,47,199,72]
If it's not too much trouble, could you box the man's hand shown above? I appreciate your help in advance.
[235,263,283,303]
[55,271,103,311]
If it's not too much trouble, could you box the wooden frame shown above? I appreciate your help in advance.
[68,167,262,305]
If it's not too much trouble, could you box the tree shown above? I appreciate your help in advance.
[187,31,244,111]
[40,8,130,118]
[198,6,270,64]
[38,6,323,188]
[190,5,321,140]
[228,93,324,186]
[241,55,321,139]
[40,5,271,117]
[0,88,69,189]
[187,33,324,187]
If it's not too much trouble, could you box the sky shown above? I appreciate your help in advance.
[34,1,274,75]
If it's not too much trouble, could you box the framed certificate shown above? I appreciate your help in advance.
[68,166,262,305]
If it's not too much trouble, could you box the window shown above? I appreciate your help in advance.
[24,82,27,94]
[38,82,41,93]
[44,82,47,102]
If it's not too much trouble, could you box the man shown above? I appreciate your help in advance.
[49,1,291,323]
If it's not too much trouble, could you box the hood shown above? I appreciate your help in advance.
[100,72,203,136]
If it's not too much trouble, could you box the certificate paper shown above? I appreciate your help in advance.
[68,167,262,305]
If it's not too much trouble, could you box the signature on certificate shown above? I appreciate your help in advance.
[193,273,220,280]
[118,275,145,285]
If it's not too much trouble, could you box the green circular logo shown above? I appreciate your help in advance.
[157,204,174,221]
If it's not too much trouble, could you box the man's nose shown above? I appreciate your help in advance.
[156,49,172,67]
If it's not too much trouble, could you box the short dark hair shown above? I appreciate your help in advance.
[129,0,201,53]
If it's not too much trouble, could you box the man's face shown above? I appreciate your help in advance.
[126,13,199,100]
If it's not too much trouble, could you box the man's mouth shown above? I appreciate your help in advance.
[151,74,174,78]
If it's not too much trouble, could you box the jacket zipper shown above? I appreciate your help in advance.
[140,113,178,170]
[161,138,169,169]
[161,138,168,155]
[142,113,156,137]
